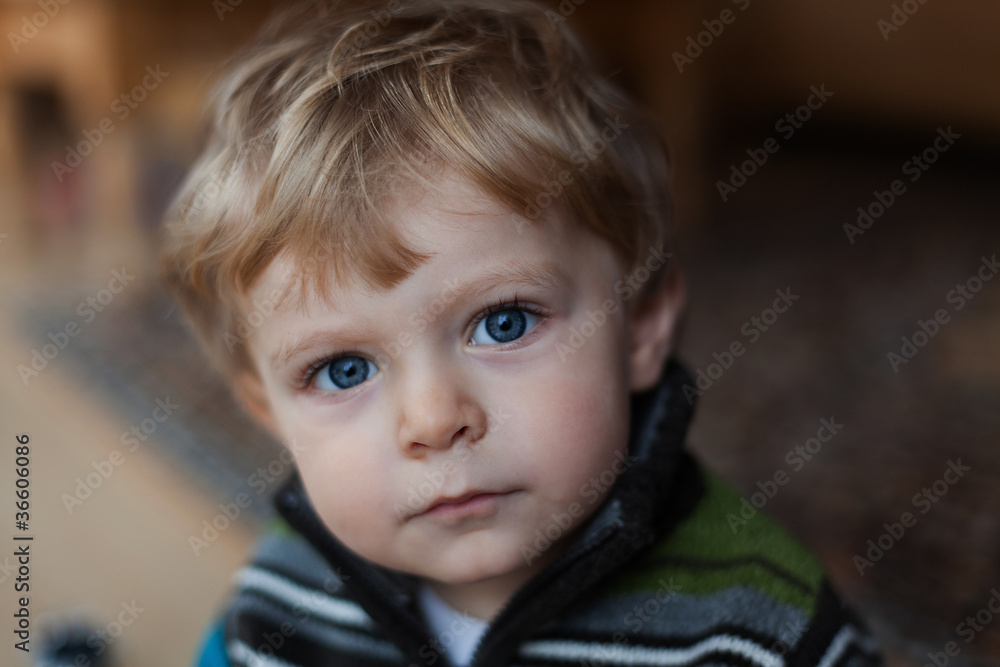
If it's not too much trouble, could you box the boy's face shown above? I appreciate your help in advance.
[238,171,680,600]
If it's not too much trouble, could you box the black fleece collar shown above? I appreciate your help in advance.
[271,356,704,667]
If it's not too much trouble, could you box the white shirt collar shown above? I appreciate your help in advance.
[416,582,490,667]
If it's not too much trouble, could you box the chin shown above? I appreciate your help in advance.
[423,548,524,586]
[426,568,493,586]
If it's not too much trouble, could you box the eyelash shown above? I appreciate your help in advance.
[293,294,546,391]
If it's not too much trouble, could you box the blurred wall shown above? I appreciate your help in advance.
[4,0,999,284]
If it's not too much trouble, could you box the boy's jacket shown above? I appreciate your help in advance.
[202,357,884,667]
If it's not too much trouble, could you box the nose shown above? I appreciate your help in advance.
[395,356,487,457]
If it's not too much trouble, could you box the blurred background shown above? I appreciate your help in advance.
[0,0,998,665]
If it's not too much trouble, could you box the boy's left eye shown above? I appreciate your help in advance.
[301,301,543,393]
[470,306,540,346]
[313,355,377,392]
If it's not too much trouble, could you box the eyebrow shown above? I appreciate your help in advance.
[270,259,568,369]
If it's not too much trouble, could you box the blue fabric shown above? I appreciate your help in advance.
[195,619,230,667]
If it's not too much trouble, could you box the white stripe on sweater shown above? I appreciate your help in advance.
[817,625,880,667]
[518,634,784,667]
[234,566,373,629]
[229,639,302,667]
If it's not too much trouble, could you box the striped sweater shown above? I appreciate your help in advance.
[197,358,884,667]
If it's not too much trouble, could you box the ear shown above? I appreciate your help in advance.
[231,369,283,442]
[626,262,686,393]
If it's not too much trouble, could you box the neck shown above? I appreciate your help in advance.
[425,537,571,621]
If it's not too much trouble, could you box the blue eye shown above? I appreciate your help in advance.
[298,300,544,393]
[470,306,539,345]
[313,355,377,392]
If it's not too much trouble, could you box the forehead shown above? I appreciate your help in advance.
[242,175,631,375]
[248,171,603,318]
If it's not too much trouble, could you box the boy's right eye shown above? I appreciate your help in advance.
[309,355,378,392]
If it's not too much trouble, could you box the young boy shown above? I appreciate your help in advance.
[158,1,884,665]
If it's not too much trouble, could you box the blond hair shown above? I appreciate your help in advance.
[157,0,674,381]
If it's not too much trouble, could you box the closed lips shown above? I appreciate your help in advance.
[421,490,516,515]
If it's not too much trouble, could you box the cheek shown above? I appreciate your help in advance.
[518,352,630,502]
[287,421,392,544]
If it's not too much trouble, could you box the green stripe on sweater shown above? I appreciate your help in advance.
[263,516,299,538]
[601,471,825,615]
